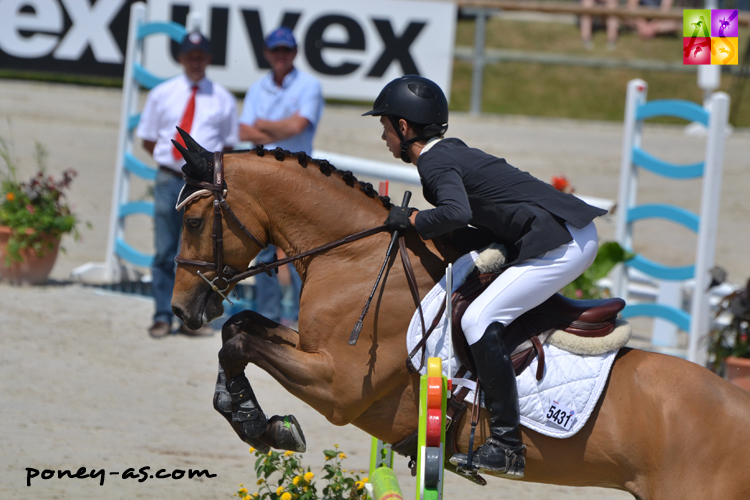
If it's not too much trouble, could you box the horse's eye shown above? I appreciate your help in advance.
[186,218,202,229]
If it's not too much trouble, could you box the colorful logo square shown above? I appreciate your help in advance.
[712,37,739,65]
[683,10,711,38]
[711,9,739,37]
[683,37,711,65]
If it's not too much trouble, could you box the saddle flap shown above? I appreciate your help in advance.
[449,273,624,380]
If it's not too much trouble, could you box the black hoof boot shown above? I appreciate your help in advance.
[214,366,270,454]
[448,322,526,478]
[266,415,306,452]
[227,373,268,439]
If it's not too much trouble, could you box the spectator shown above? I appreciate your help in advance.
[580,0,620,50]
[238,27,324,326]
[626,0,681,39]
[137,31,238,338]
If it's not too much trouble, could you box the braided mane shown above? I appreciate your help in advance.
[229,145,393,210]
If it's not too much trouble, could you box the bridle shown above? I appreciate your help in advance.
[174,152,389,303]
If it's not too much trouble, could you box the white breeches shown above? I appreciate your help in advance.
[461,222,599,345]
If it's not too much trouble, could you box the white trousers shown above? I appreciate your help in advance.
[461,222,599,345]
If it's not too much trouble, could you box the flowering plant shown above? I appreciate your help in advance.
[234,445,368,500]
[551,174,575,194]
[708,277,750,371]
[0,137,82,265]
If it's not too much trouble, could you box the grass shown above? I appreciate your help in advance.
[452,16,750,127]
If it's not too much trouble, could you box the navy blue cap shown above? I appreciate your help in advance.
[178,31,212,56]
[264,27,297,49]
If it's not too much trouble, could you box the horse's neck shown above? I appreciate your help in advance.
[226,152,388,263]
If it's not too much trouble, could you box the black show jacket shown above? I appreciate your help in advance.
[414,138,607,267]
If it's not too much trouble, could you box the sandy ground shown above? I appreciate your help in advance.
[1,79,749,500]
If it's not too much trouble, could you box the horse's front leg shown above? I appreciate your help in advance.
[215,311,303,453]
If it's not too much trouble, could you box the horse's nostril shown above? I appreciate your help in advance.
[172,304,185,322]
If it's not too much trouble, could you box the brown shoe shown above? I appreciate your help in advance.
[177,323,214,337]
[148,321,172,338]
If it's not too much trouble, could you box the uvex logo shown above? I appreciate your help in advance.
[169,5,426,76]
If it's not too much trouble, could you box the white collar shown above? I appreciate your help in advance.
[419,136,443,156]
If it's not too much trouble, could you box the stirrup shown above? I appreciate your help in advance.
[449,443,526,478]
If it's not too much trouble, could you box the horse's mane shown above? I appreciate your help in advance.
[229,145,394,210]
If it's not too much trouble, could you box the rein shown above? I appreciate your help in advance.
[174,152,389,301]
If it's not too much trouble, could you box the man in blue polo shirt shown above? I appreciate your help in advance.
[239,27,324,325]
[239,26,323,154]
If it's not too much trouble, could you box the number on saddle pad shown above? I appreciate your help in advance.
[545,399,576,431]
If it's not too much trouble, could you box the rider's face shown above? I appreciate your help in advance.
[380,116,403,160]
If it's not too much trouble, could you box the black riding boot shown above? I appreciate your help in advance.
[449,322,526,477]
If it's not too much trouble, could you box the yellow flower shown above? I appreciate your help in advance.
[338,453,347,459]
[6,192,14,201]
[304,472,314,482]
[363,477,369,483]
[355,481,364,490]
[281,493,292,500]
[303,487,309,492]
[268,450,273,456]
[243,496,251,500]
[334,444,339,448]
[292,476,301,486]
[239,487,248,495]
[249,447,255,453]
[276,486,285,496]
[284,450,294,457]
[257,479,265,485]
[254,494,260,498]
[342,469,347,473]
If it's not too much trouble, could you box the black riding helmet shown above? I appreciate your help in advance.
[363,75,449,163]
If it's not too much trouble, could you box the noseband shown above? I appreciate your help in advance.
[174,152,388,303]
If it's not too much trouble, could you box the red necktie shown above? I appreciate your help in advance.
[172,85,199,160]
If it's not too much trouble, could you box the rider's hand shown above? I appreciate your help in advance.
[385,206,417,232]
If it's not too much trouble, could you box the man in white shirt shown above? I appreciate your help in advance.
[239,27,324,325]
[137,31,238,338]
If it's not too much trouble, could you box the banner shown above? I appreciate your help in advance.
[144,0,456,100]
[0,0,457,100]
[0,0,137,77]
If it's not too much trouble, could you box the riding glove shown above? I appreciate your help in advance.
[385,206,417,232]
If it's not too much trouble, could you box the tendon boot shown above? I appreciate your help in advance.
[214,366,270,454]
[449,322,526,478]
[227,374,268,439]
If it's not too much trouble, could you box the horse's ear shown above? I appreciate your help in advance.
[176,127,210,156]
[172,139,208,178]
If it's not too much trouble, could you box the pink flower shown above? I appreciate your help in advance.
[575,289,583,298]
[740,333,748,343]
[26,204,35,215]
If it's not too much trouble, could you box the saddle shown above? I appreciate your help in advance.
[409,271,626,382]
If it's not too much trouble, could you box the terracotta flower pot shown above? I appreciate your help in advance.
[0,226,61,285]
[725,356,750,392]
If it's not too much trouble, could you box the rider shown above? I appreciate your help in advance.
[363,75,607,477]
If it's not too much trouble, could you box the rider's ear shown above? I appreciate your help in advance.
[399,118,409,137]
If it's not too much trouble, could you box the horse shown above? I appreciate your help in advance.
[169,136,750,500]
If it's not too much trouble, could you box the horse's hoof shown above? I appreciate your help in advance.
[267,415,306,453]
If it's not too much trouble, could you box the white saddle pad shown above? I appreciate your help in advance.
[406,251,619,439]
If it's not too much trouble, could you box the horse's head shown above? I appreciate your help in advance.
[170,131,266,329]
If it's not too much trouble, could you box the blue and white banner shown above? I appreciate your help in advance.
[0,0,456,101]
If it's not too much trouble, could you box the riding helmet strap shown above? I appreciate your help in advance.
[389,115,424,164]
